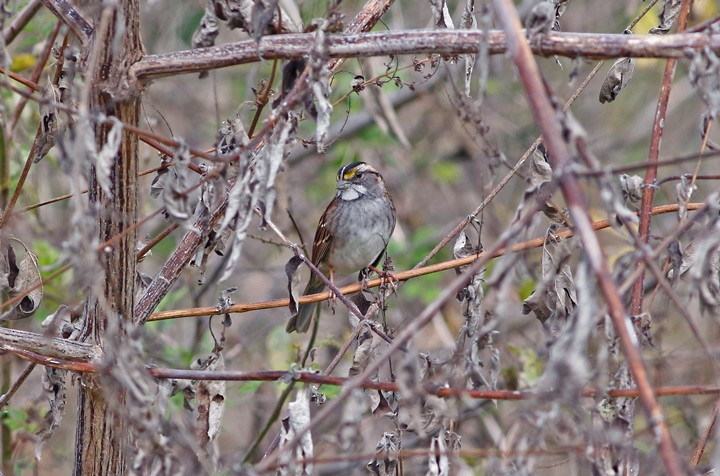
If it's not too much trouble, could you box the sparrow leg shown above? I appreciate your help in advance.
[359,268,371,290]
[328,267,337,313]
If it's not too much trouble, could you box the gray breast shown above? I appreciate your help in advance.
[326,195,395,275]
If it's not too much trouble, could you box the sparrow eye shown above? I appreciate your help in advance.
[355,172,364,179]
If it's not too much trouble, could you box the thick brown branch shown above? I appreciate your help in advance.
[0,327,100,363]
[132,30,720,84]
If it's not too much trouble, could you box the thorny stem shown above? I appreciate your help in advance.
[0,66,41,91]
[492,0,683,474]
[137,223,179,260]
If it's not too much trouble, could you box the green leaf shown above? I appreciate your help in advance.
[320,384,341,399]
[2,407,29,431]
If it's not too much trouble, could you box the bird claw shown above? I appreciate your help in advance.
[328,289,337,313]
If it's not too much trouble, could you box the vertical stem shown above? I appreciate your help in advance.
[72,1,142,474]
[630,0,693,315]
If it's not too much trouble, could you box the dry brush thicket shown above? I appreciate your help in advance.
[1,0,720,474]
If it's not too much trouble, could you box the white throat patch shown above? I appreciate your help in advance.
[339,184,366,201]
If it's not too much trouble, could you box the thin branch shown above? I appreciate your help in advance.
[3,0,43,44]
[0,346,717,401]
[691,398,720,467]
[10,22,63,132]
[0,66,42,92]
[0,363,36,409]
[147,202,704,322]
[39,0,93,45]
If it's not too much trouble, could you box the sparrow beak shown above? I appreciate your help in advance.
[336,179,350,190]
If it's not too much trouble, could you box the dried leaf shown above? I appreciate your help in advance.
[0,238,43,321]
[618,174,643,211]
[41,304,78,339]
[96,116,124,197]
[348,328,374,377]
[192,0,220,49]
[258,113,294,226]
[251,0,280,39]
[163,143,195,224]
[216,114,249,155]
[689,46,720,122]
[525,1,555,36]
[427,430,461,476]
[538,259,593,399]
[309,26,332,153]
[279,387,313,475]
[529,144,552,187]
[35,49,78,163]
[367,432,399,476]
[461,0,477,96]
[217,287,237,313]
[285,255,304,316]
[428,0,454,29]
[676,175,696,221]
[686,197,720,315]
[193,352,226,469]
[149,164,170,198]
[34,84,60,163]
[649,0,682,35]
[34,367,66,464]
[522,233,577,331]
[219,114,296,282]
[599,57,635,104]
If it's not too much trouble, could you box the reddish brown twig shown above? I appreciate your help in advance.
[632,0,694,317]
[491,0,684,473]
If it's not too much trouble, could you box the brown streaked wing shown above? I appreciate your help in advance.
[310,198,336,265]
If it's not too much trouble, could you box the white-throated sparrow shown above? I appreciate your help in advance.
[286,162,396,333]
